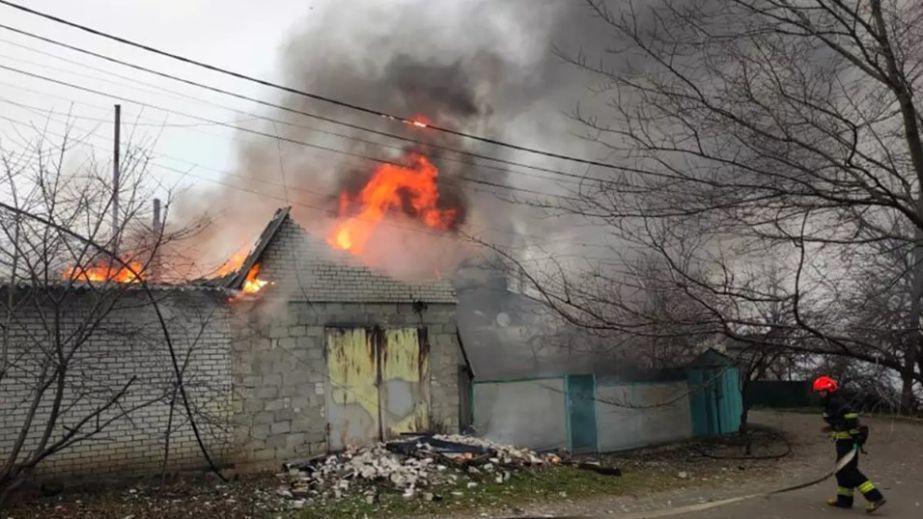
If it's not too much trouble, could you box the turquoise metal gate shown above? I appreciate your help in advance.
[566,374,598,453]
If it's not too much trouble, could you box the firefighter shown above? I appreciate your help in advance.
[812,375,886,513]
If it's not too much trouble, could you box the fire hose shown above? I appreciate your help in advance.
[502,446,859,519]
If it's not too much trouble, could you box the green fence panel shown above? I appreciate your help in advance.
[565,374,598,453]
[688,368,713,436]
[718,368,742,434]
[688,366,742,436]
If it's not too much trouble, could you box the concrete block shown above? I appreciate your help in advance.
[269,323,290,338]
[266,434,287,449]
[253,411,275,425]
[255,386,278,400]
[265,399,287,411]
[250,424,271,440]
[252,448,277,462]
[278,337,296,351]
[260,373,283,387]
[270,421,291,434]
[283,370,310,386]
[285,433,307,450]
[274,409,295,422]
[306,347,324,361]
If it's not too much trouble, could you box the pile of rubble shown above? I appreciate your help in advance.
[274,435,562,507]
[427,434,562,466]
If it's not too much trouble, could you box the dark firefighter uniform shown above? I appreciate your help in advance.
[822,393,884,508]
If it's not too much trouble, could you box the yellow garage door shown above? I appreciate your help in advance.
[325,327,429,450]
[380,328,430,439]
[325,328,380,451]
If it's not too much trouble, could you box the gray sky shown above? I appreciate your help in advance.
[0,0,617,275]
[0,0,322,178]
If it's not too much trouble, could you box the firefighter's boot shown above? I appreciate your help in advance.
[857,480,885,513]
[826,486,854,508]
[865,498,886,514]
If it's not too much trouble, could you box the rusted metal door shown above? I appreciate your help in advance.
[379,328,430,439]
[325,328,380,451]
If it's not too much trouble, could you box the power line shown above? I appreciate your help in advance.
[0,111,465,246]
[2,90,568,224]
[0,22,628,190]
[0,39,214,120]
[0,0,629,170]
[0,79,244,130]
[0,110,551,246]
[0,95,319,195]
[0,57,578,203]
[0,84,625,254]
[1,107,623,259]
[0,62,580,204]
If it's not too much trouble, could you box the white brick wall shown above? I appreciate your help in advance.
[0,212,463,480]
[0,287,233,478]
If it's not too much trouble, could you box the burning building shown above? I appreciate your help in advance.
[226,207,464,463]
[0,201,742,482]
[0,206,464,479]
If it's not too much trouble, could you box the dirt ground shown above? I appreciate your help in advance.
[480,410,923,518]
[6,410,920,518]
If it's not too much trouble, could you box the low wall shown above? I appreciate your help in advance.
[0,287,233,478]
[472,375,695,453]
[472,378,567,451]
[595,378,693,452]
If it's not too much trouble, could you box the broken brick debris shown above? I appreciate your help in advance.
[274,435,568,507]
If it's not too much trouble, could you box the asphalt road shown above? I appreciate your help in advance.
[668,412,923,519]
[486,411,923,519]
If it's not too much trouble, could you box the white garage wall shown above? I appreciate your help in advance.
[595,379,693,452]
[472,378,566,451]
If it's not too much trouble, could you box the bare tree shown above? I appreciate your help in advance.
[0,120,219,504]
[505,0,923,413]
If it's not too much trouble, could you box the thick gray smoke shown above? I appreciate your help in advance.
[176,0,611,280]
[168,0,677,380]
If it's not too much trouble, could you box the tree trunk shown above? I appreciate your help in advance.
[739,370,753,454]
[918,353,923,399]
[902,227,923,414]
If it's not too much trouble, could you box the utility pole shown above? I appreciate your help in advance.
[112,104,121,253]
[151,197,162,282]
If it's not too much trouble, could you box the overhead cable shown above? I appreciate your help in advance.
[0,0,629,170]
[0,21,627,189]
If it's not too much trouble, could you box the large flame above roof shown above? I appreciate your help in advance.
[327,152,458,255]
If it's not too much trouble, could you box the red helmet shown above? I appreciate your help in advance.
[812,375,838,393]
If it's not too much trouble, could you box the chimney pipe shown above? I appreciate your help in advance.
[153,198,162,234]
[150,197,162,283]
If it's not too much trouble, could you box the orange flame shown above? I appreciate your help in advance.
[216,247,250,278]
[328,153,457,254]
[241,263,268,294]
[63,261,144,284]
